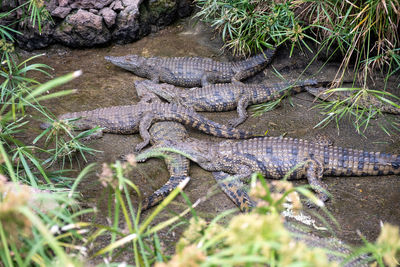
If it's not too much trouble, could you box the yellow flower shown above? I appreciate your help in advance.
[156,245,205,267]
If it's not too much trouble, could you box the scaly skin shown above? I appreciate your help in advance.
[306,87,400,114]
[139,136,400,206]
[104,48,275,87]
[40,102,254,152]
[142,121,191,210]
[143,121,256,211]
[285,222,370,266]
[137,79,331,127]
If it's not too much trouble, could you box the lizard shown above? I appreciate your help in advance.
[104,48,275,87]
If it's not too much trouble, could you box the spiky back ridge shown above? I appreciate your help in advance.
[148,56,233,74]
[216,137,400,178]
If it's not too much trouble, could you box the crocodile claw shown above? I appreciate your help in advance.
[135,140,150,152]
[227,118,242,128]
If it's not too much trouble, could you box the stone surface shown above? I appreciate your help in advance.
[100,7,117,28]
[51,6,72,19]
[54,9,111,47]
[44,0,58,12]
[8,0,194,50]
[112,1,142,43]
[70,0,114,9]
[58,0,69,7]
[15,20,54,50]
[111,0,124,11]
[89,8,99,14]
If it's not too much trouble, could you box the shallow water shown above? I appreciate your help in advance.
[24,17,400,256]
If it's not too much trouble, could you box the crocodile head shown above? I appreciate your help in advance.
[105,55,145,72]
[39,116,92,131]
[134,80,179,102]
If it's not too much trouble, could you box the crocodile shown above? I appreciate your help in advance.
[137,79,330,127]
[141,121,191,210]
[39,101,254,152]
[305,87,400,114]
[104,48,276,87]
[138,136,400,206]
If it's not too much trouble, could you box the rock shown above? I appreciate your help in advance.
[54,9,111,47]
[0,0,18,11]
[122,0,139,6]
[111,0,142,43]
[70,0,114,10]
[89,8,98,14]
[11,0,193,50]
[44,0,58,12]
[15,20,54,50]
[51,6,72,19]
[58,0,69,7]
[177,0,193,18]
[100,7,117,28]
[111,0,124,11]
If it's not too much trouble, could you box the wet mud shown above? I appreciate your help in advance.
[23,18,400,257]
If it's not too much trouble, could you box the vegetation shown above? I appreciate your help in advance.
[195,0,400,134]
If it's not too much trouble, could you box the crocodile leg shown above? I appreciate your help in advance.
[200,73,212,87]
[304,159,329,205]
[142,175,190,210]
[201,71,227,87]
[136,112,154,152]
[213,171,256,212]
[228,96,250,127]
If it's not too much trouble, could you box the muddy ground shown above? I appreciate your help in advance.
[23,18,400,261]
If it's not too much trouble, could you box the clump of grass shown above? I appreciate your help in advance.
[194,0,316,56]
[35,117,102,167]
[86,157,200,266]
[311,86,400,134]
[195,0,400,134]
[0,165,96,266]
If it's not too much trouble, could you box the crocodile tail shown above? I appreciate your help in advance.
[325,146,400,176]
[187,108,254,139]
[233,48,276,80]
[162,103,254,139]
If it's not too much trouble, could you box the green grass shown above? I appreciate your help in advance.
[195,0,400,134]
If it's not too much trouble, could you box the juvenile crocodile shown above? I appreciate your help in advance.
[104,48,275,87]
[138,79,330,127]
[40,101,254,152]
[142,121,191,210]
[138,136,400,205]
[306,87,400,114]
